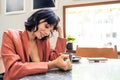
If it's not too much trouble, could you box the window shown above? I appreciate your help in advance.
[63,1,120,51]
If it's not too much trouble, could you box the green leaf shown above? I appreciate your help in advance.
[66,35,76,42]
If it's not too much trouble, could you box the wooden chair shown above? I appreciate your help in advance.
[76,45,118,59]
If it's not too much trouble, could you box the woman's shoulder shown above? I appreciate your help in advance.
[3,29,24,38]
[4,29,23,34]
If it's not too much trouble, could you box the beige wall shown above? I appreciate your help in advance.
[0,0,114,47]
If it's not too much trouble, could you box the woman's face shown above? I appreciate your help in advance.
[34,21,54,39]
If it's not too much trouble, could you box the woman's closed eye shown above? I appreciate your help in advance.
[45,24,50,28]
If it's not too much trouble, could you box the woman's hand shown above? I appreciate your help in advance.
[56,26,63,38]
[48,54,72,71]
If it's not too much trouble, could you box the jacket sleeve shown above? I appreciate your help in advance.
[1,31,48,79]
[48,37,67,61]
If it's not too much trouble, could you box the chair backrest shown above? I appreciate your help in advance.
[76,45,118,59]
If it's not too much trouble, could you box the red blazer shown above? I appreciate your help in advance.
[1,29,66,80]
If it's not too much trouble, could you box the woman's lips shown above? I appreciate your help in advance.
[39,32,47,39]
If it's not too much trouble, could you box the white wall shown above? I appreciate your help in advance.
[0,0,114,47]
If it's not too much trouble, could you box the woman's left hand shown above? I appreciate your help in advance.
[48,54,72,71]
[56,26,63,38]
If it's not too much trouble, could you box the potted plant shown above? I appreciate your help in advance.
[66,35,76,50]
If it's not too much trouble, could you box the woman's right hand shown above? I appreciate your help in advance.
[48,54,72,71]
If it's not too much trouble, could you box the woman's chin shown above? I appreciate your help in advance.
[36,36,42,39]
[39,37,42,39]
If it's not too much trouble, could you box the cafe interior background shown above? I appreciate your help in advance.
[0,0,120,58]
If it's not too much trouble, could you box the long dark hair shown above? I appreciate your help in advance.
[25,9,59,40]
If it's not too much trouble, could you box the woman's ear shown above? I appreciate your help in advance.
[33,26,38,32]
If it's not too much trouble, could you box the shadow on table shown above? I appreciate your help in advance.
[20,68,72,80]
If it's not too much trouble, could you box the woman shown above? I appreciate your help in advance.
[1,9,72,80]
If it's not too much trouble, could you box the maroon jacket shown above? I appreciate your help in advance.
[1,29,66,80]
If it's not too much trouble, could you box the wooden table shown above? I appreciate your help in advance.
[20,58,120,80]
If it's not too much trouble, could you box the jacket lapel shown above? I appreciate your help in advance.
[21,30,29,61]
